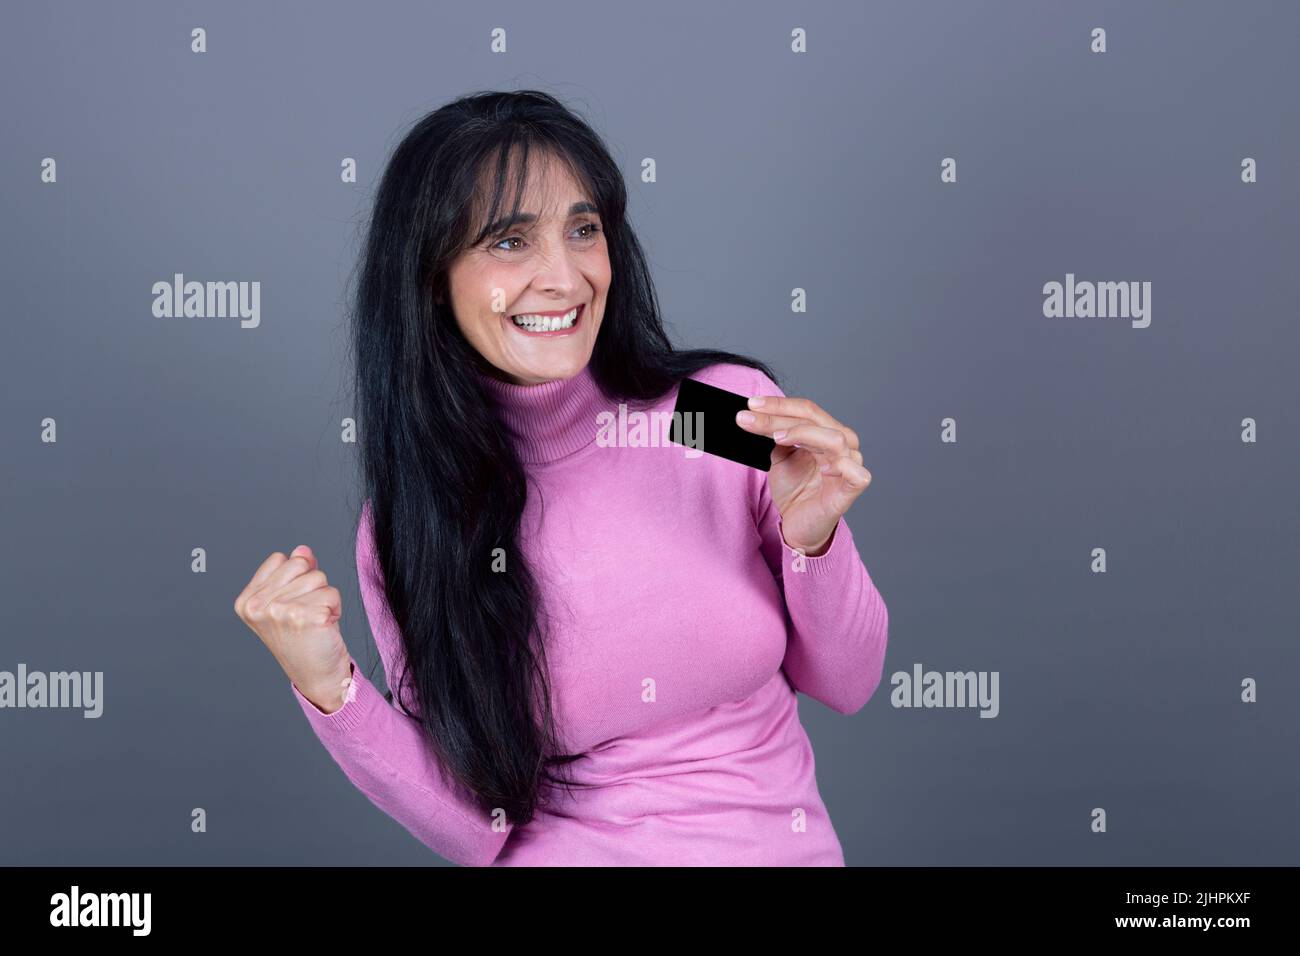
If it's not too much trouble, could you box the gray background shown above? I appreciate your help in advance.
[2,0,1296,865]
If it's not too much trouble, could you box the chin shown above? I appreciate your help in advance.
[495,352,581,384]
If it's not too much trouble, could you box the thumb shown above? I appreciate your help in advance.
[290,544,318,570]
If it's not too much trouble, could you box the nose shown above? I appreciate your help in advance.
[531,241,581,296]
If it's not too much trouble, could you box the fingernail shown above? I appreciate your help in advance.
[773,430,787,441]
[736,411,755,424]
[748,396,765,408]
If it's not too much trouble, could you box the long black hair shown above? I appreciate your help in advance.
[349,89,779,827]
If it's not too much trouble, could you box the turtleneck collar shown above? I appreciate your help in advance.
[477,361,609,464]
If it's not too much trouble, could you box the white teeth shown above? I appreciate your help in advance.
[510,306,579,331]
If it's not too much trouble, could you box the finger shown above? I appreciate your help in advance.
[735,409,816,437]
[820,455,873,490]
[270,568,330,604]
[769,443,800,468]
[252,552,316,605]
[264,546,325,602]
[235,551,292,615]
[770,422,853,457]
[737,410,860,457]
[745,396,859,450]
[291,586,342,627]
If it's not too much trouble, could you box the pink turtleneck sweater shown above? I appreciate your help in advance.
[290,361,889,866]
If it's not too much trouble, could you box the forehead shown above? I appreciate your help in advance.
[469,150,593,228]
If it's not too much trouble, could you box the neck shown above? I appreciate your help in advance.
[477,362,607,464]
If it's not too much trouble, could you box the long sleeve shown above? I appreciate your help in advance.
[748,381,890,716]
[288,500,513,866]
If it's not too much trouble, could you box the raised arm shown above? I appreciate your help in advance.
[758,501,889,715]
[737,369,889,715]
[289,501,512,866]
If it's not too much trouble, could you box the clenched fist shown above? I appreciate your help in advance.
[234,544,354,714]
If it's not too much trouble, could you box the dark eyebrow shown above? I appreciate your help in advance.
[483,201,598,236]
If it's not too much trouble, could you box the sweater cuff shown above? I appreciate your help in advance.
[779,515,854,577]
[290,658,376,734]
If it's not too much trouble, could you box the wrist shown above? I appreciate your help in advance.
[300,660,355,715]
[782,524,835,557]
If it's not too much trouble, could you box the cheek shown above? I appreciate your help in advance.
[458,259,511,317]
[486,272,528,316]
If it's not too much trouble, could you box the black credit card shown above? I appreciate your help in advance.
[669,376,775,471]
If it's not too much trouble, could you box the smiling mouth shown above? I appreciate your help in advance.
[507,303,583,335]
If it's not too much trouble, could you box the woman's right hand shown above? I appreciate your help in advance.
[234,545,354,713]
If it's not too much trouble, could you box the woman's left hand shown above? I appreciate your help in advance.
[736,395,872,557]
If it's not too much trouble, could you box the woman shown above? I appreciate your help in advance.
[234,90,888,866]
